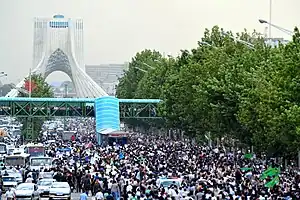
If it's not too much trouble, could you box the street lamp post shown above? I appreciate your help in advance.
[221,31,255,49]
[269,0,272,38]
[199,41,213,47]
[259,19,293,36]
[142,63,155,69]
[134,66,147,73]
[64,83,68,98]
[198,41,220,49]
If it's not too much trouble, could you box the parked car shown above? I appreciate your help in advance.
[15,183,40,200]
[49,182,71,200]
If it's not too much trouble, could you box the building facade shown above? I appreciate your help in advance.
[85,63,128,96]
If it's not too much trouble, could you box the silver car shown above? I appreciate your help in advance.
[2,176,18,191]
[49,182,71,200]
[37,178,56,197]
[13,172,23,184]
[15,183,40,200]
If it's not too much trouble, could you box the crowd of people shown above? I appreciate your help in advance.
[63,136,300,199]
[2,120,300,200]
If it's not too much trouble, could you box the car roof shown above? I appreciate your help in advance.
[52,182,69,186]
[159,178,182,181]
[40,178,56,181]
[3,175,16,178]
[18,183,35,186]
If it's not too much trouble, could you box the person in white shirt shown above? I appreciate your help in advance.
[168,187,177,197]
[126,184,133,193]
[5,188,14,200]
[25,175,34,183]
[107,180,113,190]
[10,187,16,198]
[39,171,44,179]
[95,190,104,200]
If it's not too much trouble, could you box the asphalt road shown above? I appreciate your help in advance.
[40,193,94,200]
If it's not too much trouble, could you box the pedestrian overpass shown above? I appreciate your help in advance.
[0,97,162,140]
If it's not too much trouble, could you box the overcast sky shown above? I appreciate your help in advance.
[0,0,299,83]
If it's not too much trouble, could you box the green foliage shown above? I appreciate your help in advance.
[18,73,54,140]
[116,25,300,158]
[116,49,163,99]
[18,74,54,98]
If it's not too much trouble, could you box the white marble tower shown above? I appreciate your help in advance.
[6,15,108,98]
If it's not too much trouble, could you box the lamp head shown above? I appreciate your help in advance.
[259,19,268,24]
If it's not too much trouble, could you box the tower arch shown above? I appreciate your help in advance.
[44,48,73,80]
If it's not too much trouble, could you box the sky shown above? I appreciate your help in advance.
[0,0,299,84]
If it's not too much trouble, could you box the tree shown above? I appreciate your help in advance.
[116,25,300,159]
[238,27,300,157]
[116,49,163,99]
[116,50,165,130]
[18,74,53,98]
[159,26,266,140]
[18,73,54,140]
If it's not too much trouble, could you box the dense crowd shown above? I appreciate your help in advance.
[2,122,300,200]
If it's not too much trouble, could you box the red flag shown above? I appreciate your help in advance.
[24,80,37,92]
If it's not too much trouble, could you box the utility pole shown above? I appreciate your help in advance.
[64,83,68,97]
[29,68,32,98]
[269,0,272,38]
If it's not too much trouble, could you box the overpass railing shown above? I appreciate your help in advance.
[0,97,162,119]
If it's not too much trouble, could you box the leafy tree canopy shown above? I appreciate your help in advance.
[117,25,300,158]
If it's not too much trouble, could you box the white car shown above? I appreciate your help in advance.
[37,178,56,197]
[156,177,182,188]
[49,182,71,200]
[13,172,23,184]
[2,175,18,191]
[1,169,22,181]
[15,183,40,200]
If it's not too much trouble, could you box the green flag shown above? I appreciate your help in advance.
[244,153,253,159]
[265,176,279,188]
[260,167,280,180]
[240,167,253,172]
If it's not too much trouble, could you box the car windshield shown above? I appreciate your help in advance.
[2,170,14,174]
[14,173,22,178]
[17,184,33,190]
[43,172,53,178]
[161,180,180,187]
[30,158,51,166]
[5,157,24,166]
[38,181,52,186]
[52,183,69,188]
[3,177,16,182]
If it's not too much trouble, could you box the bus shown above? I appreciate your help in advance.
[5,153,30,167]
[0,142,7,155]
[24,143,45,157]
[29,156,52,171]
